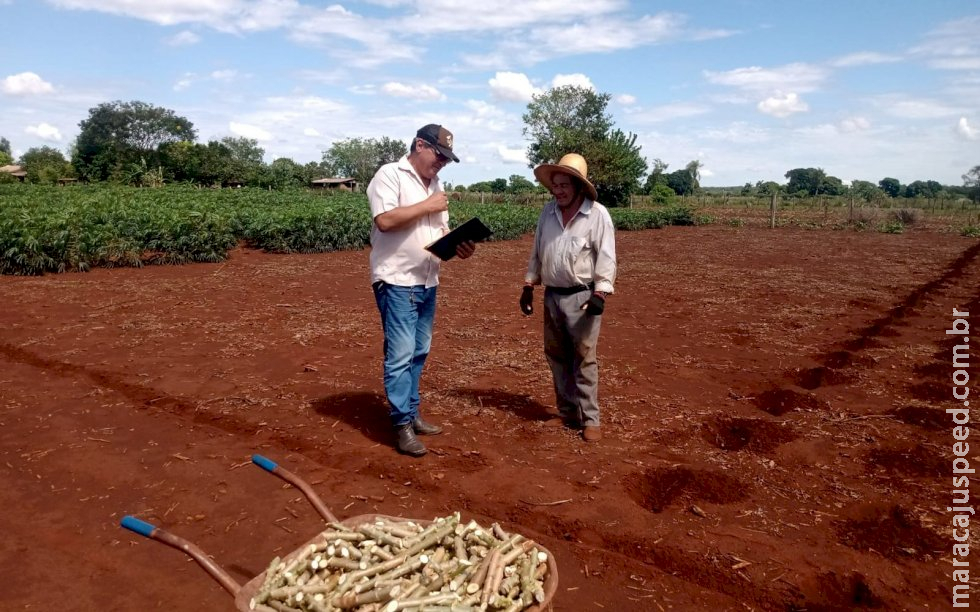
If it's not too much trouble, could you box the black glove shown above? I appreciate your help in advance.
[583,293,605,316]
[520,286,534,315]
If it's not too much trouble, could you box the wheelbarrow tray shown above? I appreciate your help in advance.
[233,512,559,612]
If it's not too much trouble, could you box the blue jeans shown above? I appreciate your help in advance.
[373,282,437,426]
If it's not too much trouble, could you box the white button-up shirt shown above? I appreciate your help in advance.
[524,198,616,294]
[367,156,448,288]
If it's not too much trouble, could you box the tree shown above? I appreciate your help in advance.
[904,180,943,198]
[220,136,264,185]
[0,137,11,166]
[375,136,407,167]
[19,146,71,184]
[963,165,980,203]
[783,167,842,196]
[322,137,407,189]
[820,175,844,196]
[523,86,646,206]
[265,158,306,189]
[849,180,883,203]
[643,158,669,194]
[685,160,702,185]
[664,169,696,196]
[508,174,535,194]
[467,181,493,193]
[755,181,781,196]
[583,128,648,205]
[523,86,612,165]
[878,177,901,198]
[489,178,508,193]
[73,100,195,182]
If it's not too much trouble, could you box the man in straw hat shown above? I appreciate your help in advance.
[367,124,476,457]
[520,153,617,442]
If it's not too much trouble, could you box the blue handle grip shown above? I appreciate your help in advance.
[252,454,278,472]
[121,515,156,538]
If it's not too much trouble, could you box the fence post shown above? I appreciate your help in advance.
[770,193,777,228]
[849,195,854,224]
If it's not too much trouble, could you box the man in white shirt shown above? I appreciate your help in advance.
[520,153,617,442]
[367,124,476,457]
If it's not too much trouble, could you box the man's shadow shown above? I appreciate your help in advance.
[310,391,392,446]
[310,389,554,443]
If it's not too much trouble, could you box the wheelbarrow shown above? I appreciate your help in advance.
[120,454,559,611]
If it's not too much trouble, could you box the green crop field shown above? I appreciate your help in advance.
[0,185,694,275]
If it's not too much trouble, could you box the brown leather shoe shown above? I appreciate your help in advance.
[395,424,427,457]
[582,426,601,442]
[412,417,443,435]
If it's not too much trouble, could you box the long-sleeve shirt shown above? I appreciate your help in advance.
[524,198,616,294]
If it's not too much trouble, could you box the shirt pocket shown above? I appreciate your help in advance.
[562,235,589,268]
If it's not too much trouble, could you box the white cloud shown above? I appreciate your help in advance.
[395,0,624,34]
[303,127,321,137]
[381,82,445,101]
[230,122,272,141]
[460,100,510,132]
[879,97,960,119]
[704,63,827,94]
[625,102,711,124]
[211,69,238,81]
[757,92,808,118]
[697,122,772,144]
[165,30,200,46]
[497,145,528,165]
[615,94,637,105]
[551,73,593,90]
[174,74,195,91]
[488,72,540,103]
[909,15,980,71]
[830,52,902,67]
[47,0,238,28]
[958,117,979,141]
[2,72,55,96]
[25,122,63,142]
[839,117,871,133]
[462,12,686,68]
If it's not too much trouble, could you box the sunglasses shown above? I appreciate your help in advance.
[422,141,450,163]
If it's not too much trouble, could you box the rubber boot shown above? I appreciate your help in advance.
[395,423,427,457]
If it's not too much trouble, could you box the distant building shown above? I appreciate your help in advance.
[311,177,357,191]
[0,164,27,181]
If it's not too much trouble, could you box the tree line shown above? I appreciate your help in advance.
[2,93,978,205]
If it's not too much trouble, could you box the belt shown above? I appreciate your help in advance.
[545,282,594,295]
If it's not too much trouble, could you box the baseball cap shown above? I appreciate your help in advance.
[416,124,459,163]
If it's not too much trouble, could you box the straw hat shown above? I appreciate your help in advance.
[533,153,598,201]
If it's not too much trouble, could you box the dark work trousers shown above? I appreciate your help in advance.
[543,288,602,426]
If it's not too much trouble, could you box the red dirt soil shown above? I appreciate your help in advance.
[1,226,976,611]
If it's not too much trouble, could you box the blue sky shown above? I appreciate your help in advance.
[2,0,978,188]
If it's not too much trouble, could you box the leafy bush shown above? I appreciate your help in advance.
[0,185,695,275]
[880,220,905,234]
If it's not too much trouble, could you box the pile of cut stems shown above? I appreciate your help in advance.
[250,512,549,612]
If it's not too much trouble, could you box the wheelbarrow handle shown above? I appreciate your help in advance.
[252,454,339,524]
[120,515,241,597]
